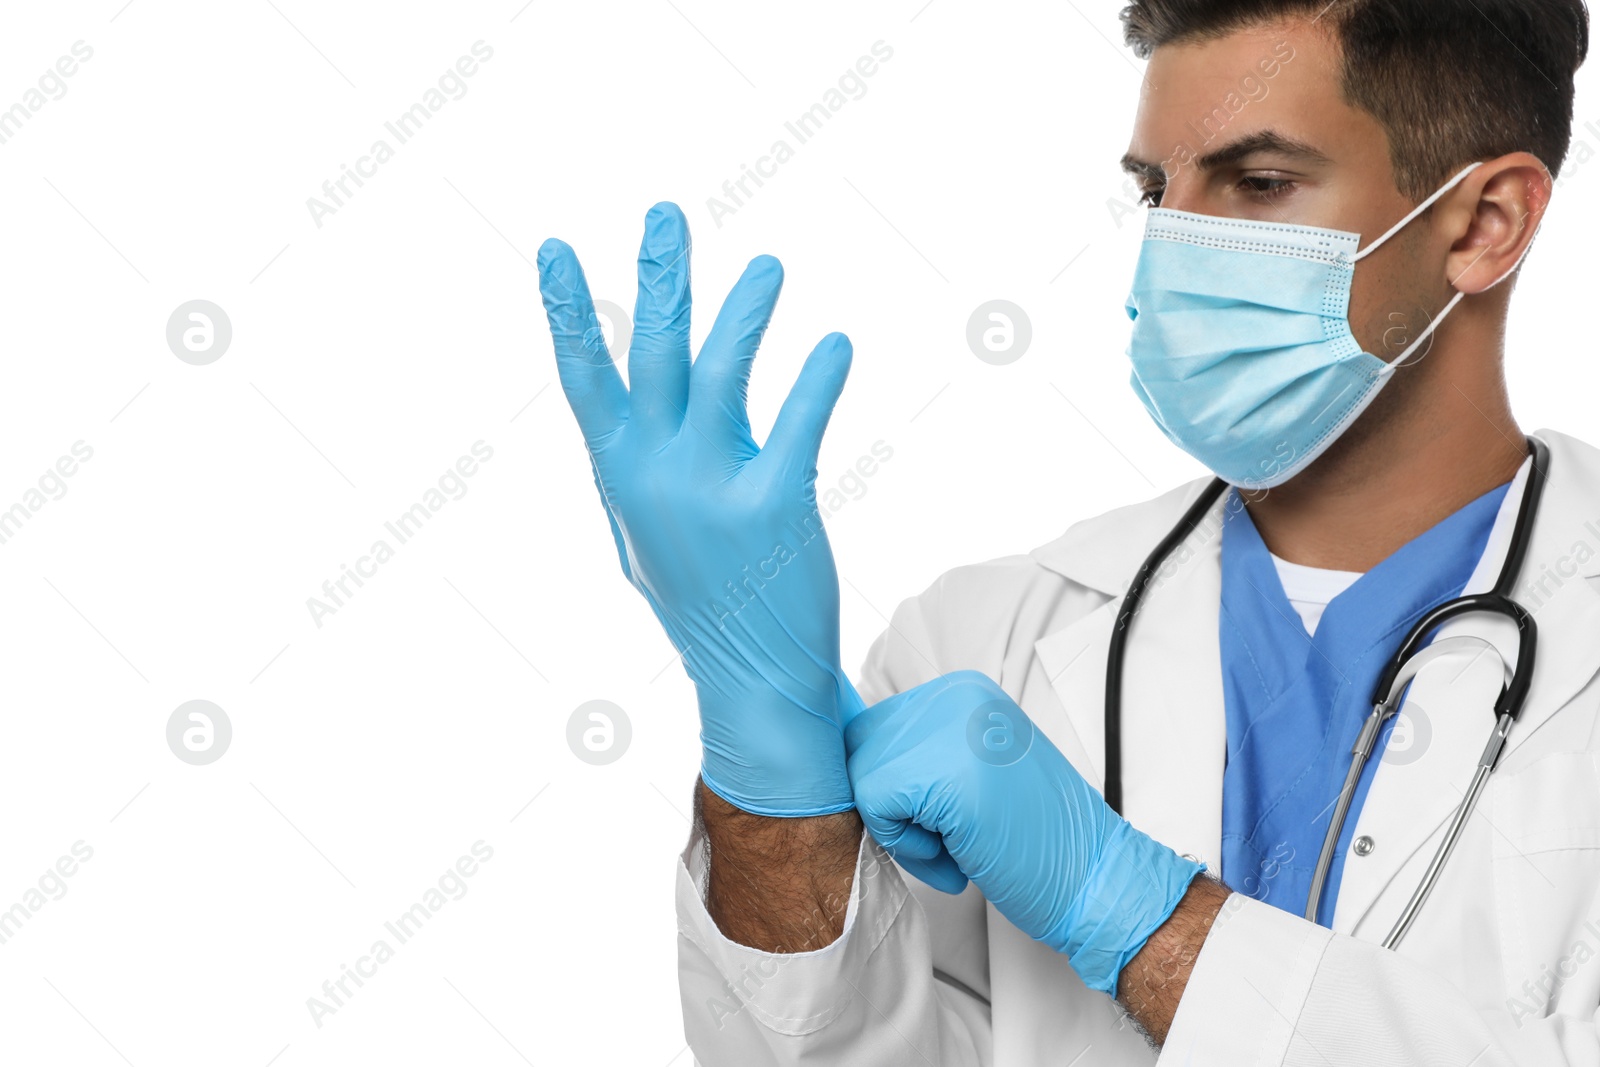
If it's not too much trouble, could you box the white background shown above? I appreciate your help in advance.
[0,1,1596,1063]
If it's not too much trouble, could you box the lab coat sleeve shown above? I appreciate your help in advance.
[1160,893,1600,1066]
[675,576,1001,1066]
[677,826,990,1066]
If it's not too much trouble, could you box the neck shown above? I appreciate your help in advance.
[1245,347,1526,572]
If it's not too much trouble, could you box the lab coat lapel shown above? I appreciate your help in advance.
[1032,489,1230,870]
[1027,431,1600,940]
[1333,430,1600,936]
[1496,431,1600,761]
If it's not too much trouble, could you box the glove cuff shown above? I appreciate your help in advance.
[695,674,861,818]
[1054,820,1205,997]
[698,767,856,818]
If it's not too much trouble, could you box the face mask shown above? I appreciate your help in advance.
[1125,162,1491,490]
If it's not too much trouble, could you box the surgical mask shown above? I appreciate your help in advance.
[1125,163,1489,490]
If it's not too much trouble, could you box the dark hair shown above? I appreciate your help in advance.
[1121,0,1590,198]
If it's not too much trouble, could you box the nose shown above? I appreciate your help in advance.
[1155,171,1208,215]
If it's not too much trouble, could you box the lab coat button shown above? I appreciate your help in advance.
[1353,835,1375,856]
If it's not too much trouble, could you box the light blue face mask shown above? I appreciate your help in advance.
[1125,163,1491,490]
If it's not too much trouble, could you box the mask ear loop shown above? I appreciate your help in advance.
[1346,162,1490,371]
[1352,162,1486,263]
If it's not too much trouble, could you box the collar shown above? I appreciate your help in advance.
[1029,478,1217,597]
[1028,429,1600,601]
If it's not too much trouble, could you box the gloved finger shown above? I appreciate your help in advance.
[843,685,911,756]
[893,845,969,895]
[685,255,783,450]
[836,676,868,730]
[860,808,968,893]
[589,458,633,582]
[845,672,977,757]
[629,202,693,445]
[537,238,628,450]
[761,332,852,482]
[866,816,944,861]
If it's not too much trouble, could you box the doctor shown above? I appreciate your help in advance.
[537,0,1600,1063]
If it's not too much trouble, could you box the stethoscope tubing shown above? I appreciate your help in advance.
[1104,436,1551,945]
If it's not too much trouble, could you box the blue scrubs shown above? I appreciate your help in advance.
[1218,482,1509,925]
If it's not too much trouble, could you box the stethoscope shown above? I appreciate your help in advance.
[1104,437,1549,949]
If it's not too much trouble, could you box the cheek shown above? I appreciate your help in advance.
[1345,238,1444,360]
[1349,302,1425,363]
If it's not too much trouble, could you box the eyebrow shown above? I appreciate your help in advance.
[1119,154,1166,182]
[1121,129,1332,180]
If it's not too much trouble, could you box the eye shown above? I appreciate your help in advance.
[1138,185,1165,208]
[1239,175,1296,200]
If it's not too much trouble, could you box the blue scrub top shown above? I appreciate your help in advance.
[1217,481,1509,925]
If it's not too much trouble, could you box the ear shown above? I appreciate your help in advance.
[1446,152,1553,296]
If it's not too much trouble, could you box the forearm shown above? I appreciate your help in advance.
[1116,874,1232,1045]
[696,777,865,953]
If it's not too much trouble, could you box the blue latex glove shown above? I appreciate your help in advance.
[537,202,863,817]
[844,670,1204,995]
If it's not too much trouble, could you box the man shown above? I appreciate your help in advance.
[537,0,1600,1062]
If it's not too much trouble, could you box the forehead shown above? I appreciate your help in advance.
[1125,19,1381,171]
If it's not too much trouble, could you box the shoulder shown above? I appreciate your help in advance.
[1027,476,1219,593]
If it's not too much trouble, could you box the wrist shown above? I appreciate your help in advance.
[1116,875,1232,1044]
[1055,820,1206,997]
[697,778,865,953]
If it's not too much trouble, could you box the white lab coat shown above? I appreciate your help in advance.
[675,428,1600,1066]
